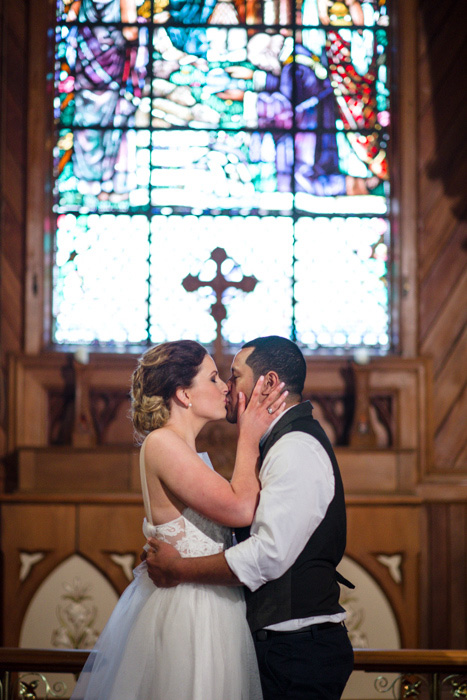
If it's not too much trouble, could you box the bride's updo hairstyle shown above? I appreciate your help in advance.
[131,340,207,438]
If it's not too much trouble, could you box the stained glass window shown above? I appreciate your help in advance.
[51,0,393,353]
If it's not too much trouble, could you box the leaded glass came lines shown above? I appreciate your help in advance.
[51,0,393,353]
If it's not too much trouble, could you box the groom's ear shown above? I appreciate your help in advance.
[263,371,281,395]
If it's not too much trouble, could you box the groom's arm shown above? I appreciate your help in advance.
[147,435,334,589]
[146,538,242,587]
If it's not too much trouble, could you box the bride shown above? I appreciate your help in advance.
[71,339,286,700]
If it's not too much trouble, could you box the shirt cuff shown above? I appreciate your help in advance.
[224,540,264,592]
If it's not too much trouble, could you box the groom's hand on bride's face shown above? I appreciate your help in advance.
[145,537,182,588]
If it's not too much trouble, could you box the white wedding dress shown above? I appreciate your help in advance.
[71,445,263,700]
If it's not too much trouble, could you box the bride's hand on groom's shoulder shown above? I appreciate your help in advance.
[145,537,182,588]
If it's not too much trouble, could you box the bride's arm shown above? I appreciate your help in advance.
[144,378,287,527]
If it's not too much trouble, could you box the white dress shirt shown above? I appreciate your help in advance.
[225,407,347,630]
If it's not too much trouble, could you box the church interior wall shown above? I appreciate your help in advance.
[0,0,466,653]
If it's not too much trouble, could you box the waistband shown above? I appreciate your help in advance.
[254,621,344,641]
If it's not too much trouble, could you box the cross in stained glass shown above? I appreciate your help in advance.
[183,248,258,360]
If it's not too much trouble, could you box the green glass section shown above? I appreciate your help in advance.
[51,0,393,350]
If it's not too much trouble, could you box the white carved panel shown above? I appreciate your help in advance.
[20,554,119,649]
[339,555,401,699]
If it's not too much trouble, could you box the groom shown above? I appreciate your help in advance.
[146,336,354,699]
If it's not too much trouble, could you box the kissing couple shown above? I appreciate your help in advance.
[71,335,354,700]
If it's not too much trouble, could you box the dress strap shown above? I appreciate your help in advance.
[139,437,153,525]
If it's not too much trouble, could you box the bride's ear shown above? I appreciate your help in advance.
[174,387,191,409]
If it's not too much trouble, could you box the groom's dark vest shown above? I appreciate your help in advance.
[236,401,350,633]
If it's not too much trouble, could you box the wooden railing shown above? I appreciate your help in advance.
[0,648,466,699]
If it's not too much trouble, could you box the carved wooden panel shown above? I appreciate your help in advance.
[1,497,419,650]
[6,353,436,498]
[14,448,140,493]
[79,504,146,591]
[0,0,28,471]
[423,502,467,649]
[417,0,467,474]
[346,502,422,647]
[415,3,467,647]
[6,354,137,451]
[1,503,76,646]
[0,499,145,646]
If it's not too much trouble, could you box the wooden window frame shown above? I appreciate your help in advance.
[24,0,419,358]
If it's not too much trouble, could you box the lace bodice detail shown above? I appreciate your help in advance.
[140,441,232,557]
[143,509,232,557]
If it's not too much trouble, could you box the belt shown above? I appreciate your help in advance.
[254,621,343,641]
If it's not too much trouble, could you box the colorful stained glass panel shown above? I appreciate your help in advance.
[50,0,394,352]
[149,129,294,213]
[55,0,151,23]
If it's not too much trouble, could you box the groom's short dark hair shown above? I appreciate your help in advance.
[242,336,306,398]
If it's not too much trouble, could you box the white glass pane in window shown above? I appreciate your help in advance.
[294,216,390,350]
[53,214,150,344]
[149,215,293,344]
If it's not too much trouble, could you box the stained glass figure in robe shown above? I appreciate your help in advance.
[51,0,393,351]
[300,0,389,196]
[55,0,148,210]
[244,33,344,197]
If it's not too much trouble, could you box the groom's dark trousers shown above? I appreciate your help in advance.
[253,621,354,699]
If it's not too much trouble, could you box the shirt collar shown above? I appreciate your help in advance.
[259,403,299,445]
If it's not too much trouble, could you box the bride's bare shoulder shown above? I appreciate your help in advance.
[144,428,190,465]
[145,427,181,448]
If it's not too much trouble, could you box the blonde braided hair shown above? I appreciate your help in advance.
[130,340,207,439]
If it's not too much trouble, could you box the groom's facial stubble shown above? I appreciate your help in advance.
[225,348,256,424]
